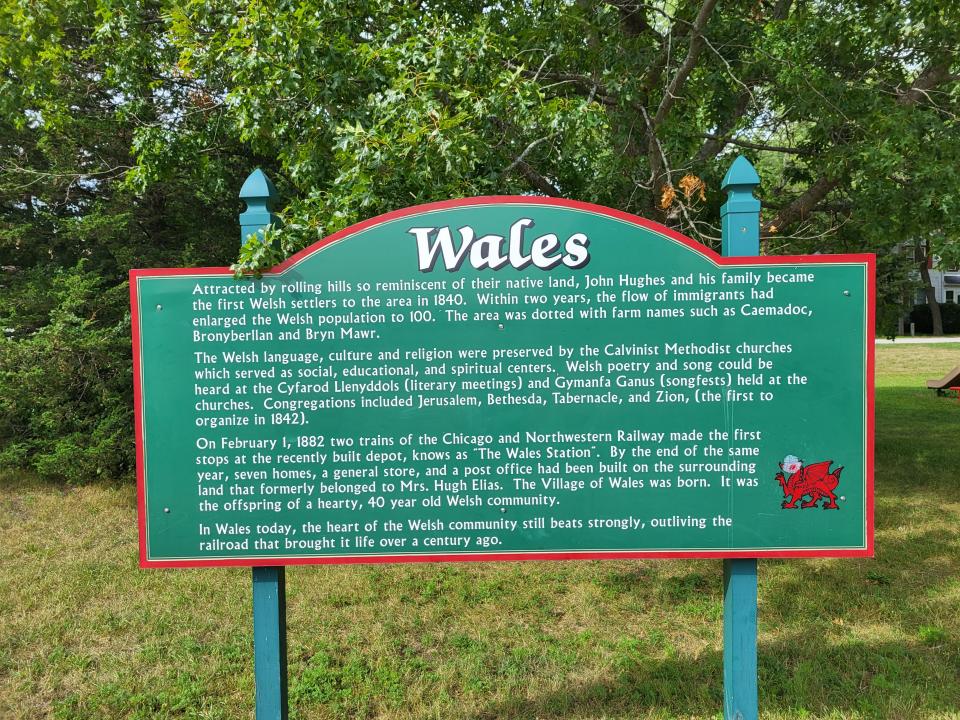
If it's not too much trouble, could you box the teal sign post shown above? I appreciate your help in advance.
[132,159,874,719]
[239,170,287,720]
[721,156,763,720]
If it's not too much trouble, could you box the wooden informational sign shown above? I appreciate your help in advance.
[131,198,874,567]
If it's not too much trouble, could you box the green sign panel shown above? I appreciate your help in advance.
[132,198,874,567]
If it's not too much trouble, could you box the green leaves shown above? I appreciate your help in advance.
[0,264,133,482]
[232,225,285,277]
[2,0,959,480]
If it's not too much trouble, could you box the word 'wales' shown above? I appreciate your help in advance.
[410,218,590,272]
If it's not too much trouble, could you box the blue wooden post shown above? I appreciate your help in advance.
[253,566,288,720]
[240,168,279,246]
[240,169,288,720]
[720,155,760,720]
[722,559,758,720]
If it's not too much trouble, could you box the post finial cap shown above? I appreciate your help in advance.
[721,156,760,190]
[239,169,279,204]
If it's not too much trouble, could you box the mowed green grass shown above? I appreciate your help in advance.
[2,344,959,719]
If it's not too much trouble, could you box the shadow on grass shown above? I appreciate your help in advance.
[468,632,956,719]
[465,522,959,719]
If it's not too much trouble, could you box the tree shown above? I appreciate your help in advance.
[0,0,251,480]
[1,0,958,480]
[149,0,960,268]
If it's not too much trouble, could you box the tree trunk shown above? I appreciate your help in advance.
[918,244,943,336]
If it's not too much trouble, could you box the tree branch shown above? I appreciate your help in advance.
[762,176,840,234]
[644,0,717,197]
[897,62,959,106]
[490,115,562,197]
[607,0,650,37]
[652,0,719,127]
[695,93,751,162]
[771,0,793,18]
[515,161,561,197]
[700,133,812,156]
[766,56,956,233]
[504,136,553,176]
[637,5,686,106]
[692,0,793,163]
[505,63,618,106]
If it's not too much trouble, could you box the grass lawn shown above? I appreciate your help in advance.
[1,344,959,719]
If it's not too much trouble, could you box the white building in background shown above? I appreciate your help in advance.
[900,256,959,335]
[926,268,960,304]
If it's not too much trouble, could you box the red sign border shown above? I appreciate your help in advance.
[130,196,875,568]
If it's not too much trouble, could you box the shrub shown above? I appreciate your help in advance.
[0,265,133,483]
[875,301,902,340]
[908,302,960,334]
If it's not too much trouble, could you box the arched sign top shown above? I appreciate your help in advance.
[224,196,866,279]
[131,196,873,568]
[274,196,724,274]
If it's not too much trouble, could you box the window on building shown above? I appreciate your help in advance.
[948,290,956,303]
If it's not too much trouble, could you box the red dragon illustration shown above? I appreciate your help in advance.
[776,457,842,510]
